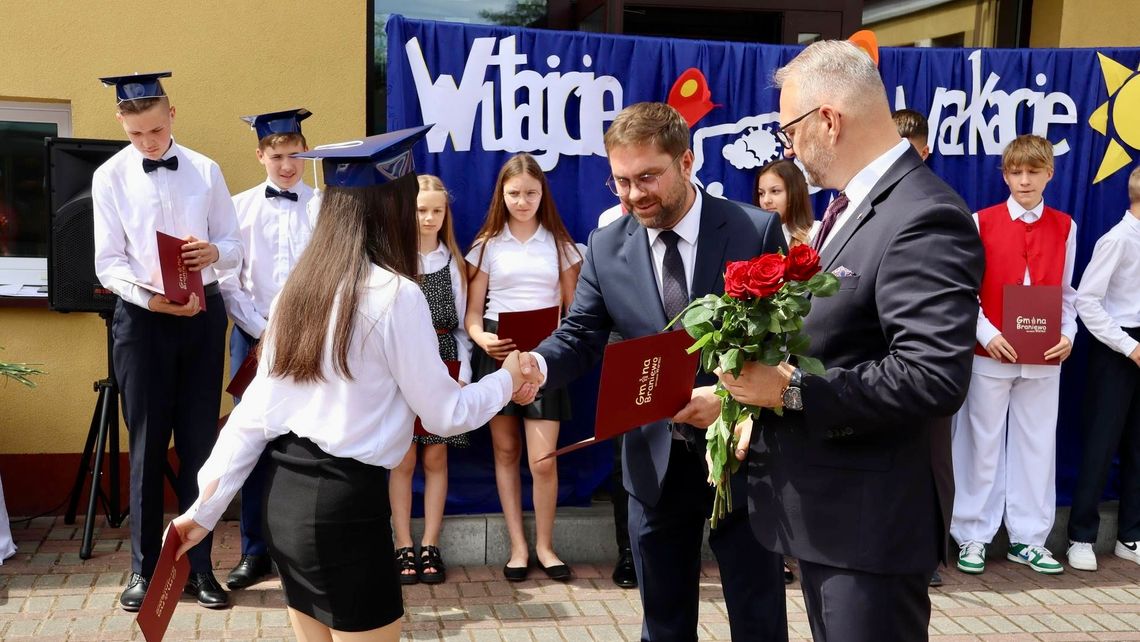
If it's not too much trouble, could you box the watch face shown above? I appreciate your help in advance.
[782,386,803,411]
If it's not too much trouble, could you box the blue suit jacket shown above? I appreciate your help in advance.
[536,190,785,507]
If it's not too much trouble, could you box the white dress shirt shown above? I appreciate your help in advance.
[420,241,474,383]
[92,141,242,309]
[820,138,909,252]
[973,197,1079,379]
[782,220,821,247]
[598,203,624,228]
[186,265,514,531]
[218,180,316,338]
[1076,210,1140,357]
[465,224,582,321]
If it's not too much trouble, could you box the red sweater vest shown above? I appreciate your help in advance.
[975,202,1071,357]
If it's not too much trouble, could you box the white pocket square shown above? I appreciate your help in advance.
[832,266,857,277]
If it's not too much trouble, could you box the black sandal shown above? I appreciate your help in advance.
[419,545,446,584]
[395,546,419,585]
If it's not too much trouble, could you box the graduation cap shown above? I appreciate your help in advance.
[240,108,312,141]
[98,71,172,103]
[293,125,432,188]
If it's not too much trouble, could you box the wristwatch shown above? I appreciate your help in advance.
[781,367,804,411]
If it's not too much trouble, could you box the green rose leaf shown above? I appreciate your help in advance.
[797,355,827,376]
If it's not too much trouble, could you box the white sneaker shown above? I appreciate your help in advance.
[1067,541,1097,571]
[957,540,986,574]
[1115,540,1140,565]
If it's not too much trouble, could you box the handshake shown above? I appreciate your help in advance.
[500,351,545,404]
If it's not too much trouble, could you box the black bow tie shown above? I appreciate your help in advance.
[142,156,178,173]
[265,186,299,201]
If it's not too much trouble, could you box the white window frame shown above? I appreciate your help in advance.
[0,101,72,286]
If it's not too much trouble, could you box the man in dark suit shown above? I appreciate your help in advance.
[520,102,788,641]
[719,41,985,641]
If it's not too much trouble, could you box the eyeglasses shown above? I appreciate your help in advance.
[605,152,684,197]
[504,189,542,203]
[774,106,821,149]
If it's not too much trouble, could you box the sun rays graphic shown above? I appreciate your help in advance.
[1089,53,1140,184]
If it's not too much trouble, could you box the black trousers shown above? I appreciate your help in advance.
[798,559,930,642]
[612,434,630,551]
[1069,328,1140,543]
[113,294,227,576]
[628,440,787,642]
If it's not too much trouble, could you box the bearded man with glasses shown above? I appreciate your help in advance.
[515,102,789,641]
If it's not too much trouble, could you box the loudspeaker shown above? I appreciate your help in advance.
[46,137,128,313]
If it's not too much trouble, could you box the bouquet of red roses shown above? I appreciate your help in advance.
[667,244,839,527]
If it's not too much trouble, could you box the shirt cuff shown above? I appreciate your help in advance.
[1119,336,1140,358]
[490,368,513,404]
[976,323,1000,348]
[533,352,549,385]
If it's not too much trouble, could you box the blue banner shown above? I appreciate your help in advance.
[387,14,1140,513]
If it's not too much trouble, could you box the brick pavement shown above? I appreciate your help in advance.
[1,516,1139,640]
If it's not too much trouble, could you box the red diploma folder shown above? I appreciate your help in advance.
[414,360,462,436]
[135,523,190,642]
[495,305,560,355]
[1002,284,1062,366]
[156,231,206,310]
[226,352,258,398]
[538,329,699,461]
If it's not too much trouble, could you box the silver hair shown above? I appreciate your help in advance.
[1130,165,1140,204]
[773,41,887,113]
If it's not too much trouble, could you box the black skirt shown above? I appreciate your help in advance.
[263,434,403,632]
[470,318,572,421]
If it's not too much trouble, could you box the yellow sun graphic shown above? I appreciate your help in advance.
[1089,53,1140,183]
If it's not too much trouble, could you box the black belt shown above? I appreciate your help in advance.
[203,281,220,296]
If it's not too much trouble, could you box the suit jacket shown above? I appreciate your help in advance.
[748,148,985,575]
[537,190,786,507]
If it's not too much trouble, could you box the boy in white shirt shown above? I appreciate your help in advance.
[92,71,241,610]
[1067,165,1140,571]
[218,109,316,590]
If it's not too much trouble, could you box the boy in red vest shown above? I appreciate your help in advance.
[950,134,1077,575]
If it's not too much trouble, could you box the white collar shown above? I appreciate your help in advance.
[419,240,448,258]
[841,139,910,208]
[1006,196,1045,220]
[501,222,549,245]
[1123,210,1140,233]
[647,185,702,246]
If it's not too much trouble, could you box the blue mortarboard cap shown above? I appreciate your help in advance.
[240,108,312,141]
[98,71,172,103]
[293,125,432,188]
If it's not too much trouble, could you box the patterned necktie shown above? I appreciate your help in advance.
[812,192,850,251]
[658,230,688,319]
[265,185,299,201]
[141,156,178,173]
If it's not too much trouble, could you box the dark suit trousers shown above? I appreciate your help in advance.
[113,294,226,576]
[628,440,787,642]
[798,560,930,642]
[1069,328,1140,543]
[612,435,631,550]
[229,326,272,556]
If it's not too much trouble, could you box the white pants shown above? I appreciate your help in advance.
[950,372,1059,546]
[0,474,16,563]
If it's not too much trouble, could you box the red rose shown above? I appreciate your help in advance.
[744,254,786,298]
[784,244,821,282]
[723,260,752,299]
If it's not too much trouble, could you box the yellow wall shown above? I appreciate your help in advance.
[1049,0,1140,47]
[0,2,368,454]
[869,0,998,48]
[1028,0,1064,48]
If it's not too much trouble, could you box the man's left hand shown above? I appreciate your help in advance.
[718,362,793,408]
[673,385,720,428]
[182,236,219,271]
[1044,335,1073,363]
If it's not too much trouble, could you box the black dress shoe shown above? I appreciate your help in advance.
[185,572,230,609]
[540,562,572,582]
[929,569,944,587]
[612,549,637,588]
[119,573,149,612]
[226,554,273,589]
[503,562,529,582]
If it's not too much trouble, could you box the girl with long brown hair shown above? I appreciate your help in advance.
[390,174,471,586]
[465,153,582,582]
[170,129,537,642]
[754,159,818,248]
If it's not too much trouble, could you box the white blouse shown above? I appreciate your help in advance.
[782,220,821,247]
[464,224,581,322]
[1076,212,1140,357]
[219,180,316,338]
[420,242,473,382]
[186,265,513,531]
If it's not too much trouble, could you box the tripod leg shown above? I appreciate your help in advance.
[80,385,113,560]
[65,388,105,525]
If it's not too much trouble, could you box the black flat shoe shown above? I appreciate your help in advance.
[503,562,529,582]
[185,571,230,609]
[784,562,796,585]
[419,545,447,584]
[226,554,273,589]
[119,573,149,612]
[612,548,637,589]
[540,562,572,582]
[395,546,419,586]
[929,569,943,587]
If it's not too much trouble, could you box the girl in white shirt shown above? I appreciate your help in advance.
[390,175,472,586]
[170,129,535,642]
[755,159,819,248]
[465,153,582,582]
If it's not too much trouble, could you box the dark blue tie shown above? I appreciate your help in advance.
[142,156,178,173]
[265,186,299,201]
[659,230,688,319]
